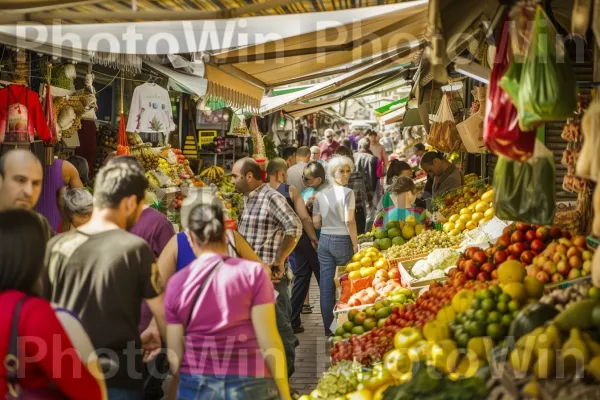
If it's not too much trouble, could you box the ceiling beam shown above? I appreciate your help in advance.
[0,0,109,23]
[26,0,296,23]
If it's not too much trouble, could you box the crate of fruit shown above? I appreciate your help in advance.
[432,174,491,216]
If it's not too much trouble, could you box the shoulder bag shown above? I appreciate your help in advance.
[4,296,68,399]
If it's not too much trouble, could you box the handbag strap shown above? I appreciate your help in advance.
[186,257,227,327]
[5,296,28,397]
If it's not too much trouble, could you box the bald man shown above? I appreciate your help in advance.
[0,149,53,239]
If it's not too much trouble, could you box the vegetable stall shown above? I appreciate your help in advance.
[299,3,600,400]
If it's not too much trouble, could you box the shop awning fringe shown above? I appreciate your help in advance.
[89,52,143,74]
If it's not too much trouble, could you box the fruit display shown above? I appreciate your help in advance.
[527,235,594,283]
[435,174,488,215]
[200,165,225,184]
[307,360,362,399]
[130,142,159,171]
[453,246,499,282]
[450,284,524,348]
[410,248,461,281]
[372,217,425,251]
[345,247,389,280]
[216,176,243,221]
[358,232,374,245]
[540,282,594,311]
[441,188,495,234]
[385,230,464,260]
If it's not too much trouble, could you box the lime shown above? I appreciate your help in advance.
[508,300,521,313]
[474,310,487,322]
[500,314,513,327]
[335,327,346,336]
[498,294,512,304]
[589,287,600,300]
[455,312,465,324]
[379,238,392,250]
[342,332,352,339]
[487,311,501,324]
[496,302,508,314]
[477,289,493,300]
[465,309,476,321]
[488,285,502,297]
[392,236,406,246]
[481,298,496,312]
[373,301,384,310]
[387,228,401,239]
[375,306,392,320]
[456,332,471,348]
[348,310,358,322]
[385,220,400,231]
[351,326,366,335]
[377,318,387,328]
[487,323,506,341]
[374,228,388,240]
[342,321,355,332]
[382,299,391,307]
[363,318,377,331]
[332,336,344,344]
[467,321,486,337]
[471,299,481,310]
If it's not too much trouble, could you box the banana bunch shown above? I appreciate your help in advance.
[200,166,225,183]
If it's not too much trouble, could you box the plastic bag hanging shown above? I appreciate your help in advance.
[428,93,461,152]
[517,6,577,131]
[484,18,536,162]
[493,140,556,225]
[116,71,129,155]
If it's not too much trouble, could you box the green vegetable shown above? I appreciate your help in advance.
[313,360,362,399]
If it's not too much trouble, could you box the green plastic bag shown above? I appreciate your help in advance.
[499,60,522,105]
[517,6,577,131]
[493,140,556,225]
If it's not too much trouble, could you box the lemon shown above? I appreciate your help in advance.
[443,222,455,233]
[459,214,472,224]
[471,212,484,222]
[460,208,470,215]
[449,214,460,223]
[455,221,466,231]
[484,208,495,219]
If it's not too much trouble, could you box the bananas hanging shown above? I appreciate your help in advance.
[200,166,225,183]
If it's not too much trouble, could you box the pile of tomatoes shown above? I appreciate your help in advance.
[331,282,465,366]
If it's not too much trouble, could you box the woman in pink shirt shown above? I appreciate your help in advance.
[165,203,291,400]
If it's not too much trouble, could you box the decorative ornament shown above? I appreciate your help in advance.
[52,96,84,139]
[117,71,129,155]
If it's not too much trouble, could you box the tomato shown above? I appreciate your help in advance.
[391,305,399,314]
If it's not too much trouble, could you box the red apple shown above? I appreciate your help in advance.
[448,268,459,278]
[513,242,528,255]
[549,226,562,239]
[493,250,508,264]
[456,258,466,271]
[465,247,479,260]
[503,225,515,236]
[485,247,495,257]
[497,234,511,248]
[530,239,545,254]
[535,227,549,240]
[388,268,401,280]
[536,270,550,283]
[551,273,564,283]
[543,260,557,275]
[465,264,479,280]
[572,235,587,248]
[477,271,491,282]
[511,230,526,244]
[557,261,570,276]
[516,222,531,231]
[525,230,537,242]
[520,250,534,265]
[491,269,499,280]
[472,250,488,266]
[568,268,581,280]
[507,255,518,261]
[568,256,582,270]
[567,247,581,259]
[480,262,495,274]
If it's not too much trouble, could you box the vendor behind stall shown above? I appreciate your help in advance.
[420,151,464,197]
[374,176,424,228]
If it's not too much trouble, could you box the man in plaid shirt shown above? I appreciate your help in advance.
[232,158,303,378]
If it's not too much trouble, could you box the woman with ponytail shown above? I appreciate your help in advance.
[164,203,291,400]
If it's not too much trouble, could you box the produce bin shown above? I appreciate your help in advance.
[543,275,592,294]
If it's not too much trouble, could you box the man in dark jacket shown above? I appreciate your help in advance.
[354,138,379,229]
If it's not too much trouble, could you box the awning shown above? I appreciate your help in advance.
[380,107,406,125]
[212,0,428,88]
[375,97,408,115]
[144,60,207,97]
[204,65,264,111]
[259,42,423,115]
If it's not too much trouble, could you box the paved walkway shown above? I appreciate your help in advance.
[290,278,330,394]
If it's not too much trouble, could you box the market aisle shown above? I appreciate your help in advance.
[290,278,329,393]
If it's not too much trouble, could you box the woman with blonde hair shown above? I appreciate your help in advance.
[312,156,358,336]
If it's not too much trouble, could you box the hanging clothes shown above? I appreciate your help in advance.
[75,120,97,179]
[35,159,64,232]
[126,83,175,134]
[0,84,51,143]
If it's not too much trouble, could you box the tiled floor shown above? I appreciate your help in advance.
[290,278,330,395]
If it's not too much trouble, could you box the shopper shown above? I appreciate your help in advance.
[232,157,303,378]
[335,146,368,234]
[318,128,340,161]
[354,138,379,228]
[0,209,107,400]
[287,146,310,191]
[267,158,320,334]
[301,161,328,208]
[0,149,53,239]
[381,131,395,157]
[420,151,464,197]
[282,146,297,168]
[310,145,328,170]
[165,203,291,400]
[35,156,83,232]
[67,154,90,186]
[42,162,167,400]
[63,187,93,229]
[375,176,423,228]
[313,156,358,336]
[385,160,413,190]
[368,130,388,168]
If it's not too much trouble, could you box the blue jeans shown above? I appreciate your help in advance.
[107,388,142,400]
[317,234,353,336]
[177,374,280,400]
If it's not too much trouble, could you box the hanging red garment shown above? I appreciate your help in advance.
[43,84,58,146]
[0,84,51,143]
[116,113,129,155]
